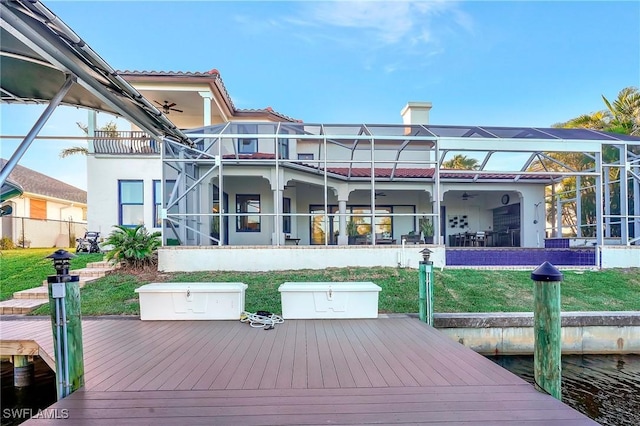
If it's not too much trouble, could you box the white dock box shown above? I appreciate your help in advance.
[135,282,247,320]
[278,281,381,319]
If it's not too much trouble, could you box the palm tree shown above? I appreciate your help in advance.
[602,86,640,136]
[553,86,640,136]
[442,154,479,170]
[548,86,640,237]
[59,121,118,158]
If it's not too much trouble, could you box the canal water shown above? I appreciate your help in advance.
[2,355,639,425]
[488,354,640,425]
[1,358,56,426]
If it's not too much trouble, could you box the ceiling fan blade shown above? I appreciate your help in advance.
[171,108,183,113]
[166,102,176,108]
[153,100,162,106]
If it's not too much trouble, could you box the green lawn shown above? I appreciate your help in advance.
[22,264,640,317]
[0,248,103,301]
[3,249,637,316]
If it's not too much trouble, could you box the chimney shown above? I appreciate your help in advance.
[401,102,432,125]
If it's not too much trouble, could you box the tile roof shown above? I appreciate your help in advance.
[118,69,301,123]
[218,155,557,180]
[0,159,87,204]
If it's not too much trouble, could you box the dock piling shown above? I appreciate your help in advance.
[531,261,563,400]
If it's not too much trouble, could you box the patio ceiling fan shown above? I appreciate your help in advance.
[461,192,477,201]
[154,100,183,114]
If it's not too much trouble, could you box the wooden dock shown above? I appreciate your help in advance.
[0,317,597,425]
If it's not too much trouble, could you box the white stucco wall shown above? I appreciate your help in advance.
[600,246,640,268]
[87,154,161,236]
[159,245,445,272]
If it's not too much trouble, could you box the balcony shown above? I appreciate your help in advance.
[93,130,158,154]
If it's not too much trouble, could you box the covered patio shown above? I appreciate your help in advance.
[159,122,640,255]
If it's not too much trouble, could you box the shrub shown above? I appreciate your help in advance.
[104,225,161,268]
[0,237,15,250]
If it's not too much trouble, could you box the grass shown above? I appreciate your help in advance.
[21,263,640,317]
[0,248,103,301]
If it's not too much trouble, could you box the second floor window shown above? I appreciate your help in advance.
[238,138,257,154]
[238,124,258,154]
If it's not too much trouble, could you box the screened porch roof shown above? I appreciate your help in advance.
[186,122,640,142]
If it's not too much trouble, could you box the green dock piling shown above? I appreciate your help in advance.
[531,261,563,401]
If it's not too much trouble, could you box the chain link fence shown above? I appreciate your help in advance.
[1,216,89,248]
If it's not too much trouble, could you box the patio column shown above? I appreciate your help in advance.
[198,91,212,126]
[337,199,348,245]
[273,188,284,246]
[270,169,285,246]
[87,110,96,153]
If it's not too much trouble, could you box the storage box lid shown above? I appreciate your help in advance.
[135,282,247,293]
[278,282,381,292]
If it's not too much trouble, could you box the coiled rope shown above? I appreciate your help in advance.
[240,311,284,330]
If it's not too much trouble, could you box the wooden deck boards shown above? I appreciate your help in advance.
[0,317,597,425]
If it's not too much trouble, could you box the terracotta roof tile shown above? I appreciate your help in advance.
[217,155,557,180]
[0,159,86,204]
[118,69,301,123]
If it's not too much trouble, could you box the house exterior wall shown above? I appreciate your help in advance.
[87,154,160,235]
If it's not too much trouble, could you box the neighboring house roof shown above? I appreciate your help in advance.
[0,159,87,204]
[118,69,301,123]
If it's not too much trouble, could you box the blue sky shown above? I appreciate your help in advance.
[1,0,639,190]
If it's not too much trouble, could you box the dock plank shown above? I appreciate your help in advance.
[0,317,598,425]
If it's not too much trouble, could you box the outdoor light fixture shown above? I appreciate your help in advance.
[420,248,432,263]
[46,249,76,277]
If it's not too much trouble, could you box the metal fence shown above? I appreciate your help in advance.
[0,216,89,248]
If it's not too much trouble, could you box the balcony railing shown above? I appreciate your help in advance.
[93,130,159,154]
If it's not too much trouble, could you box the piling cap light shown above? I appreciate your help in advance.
[46,249,76,275]
[420,248,433,262]
[531,261,563,282]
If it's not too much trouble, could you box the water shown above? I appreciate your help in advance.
[1,358,56,426]
[488,354,640,426]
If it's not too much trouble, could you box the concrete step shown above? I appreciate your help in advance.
[17,278,98,299]
[86,260,112,269]
[4,262,116,315]
[40,267,112,286]
[0,298,48,315]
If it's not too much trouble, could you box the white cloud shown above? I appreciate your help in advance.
[296,1,467,49]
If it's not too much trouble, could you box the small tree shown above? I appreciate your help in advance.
[104,224,161,268]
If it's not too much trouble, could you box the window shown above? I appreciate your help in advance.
[283,197,291,234]
[236,194,260,232]
[351,207,393,236]
[153,180,176,227]
[298,153,314,160]
[239,138,257,154]
[119,180,144,227]
[278,138,289,159]
[30,199,46,220]
[238,124,258,154]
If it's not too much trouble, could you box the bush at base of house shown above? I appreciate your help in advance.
[104,224,161,269]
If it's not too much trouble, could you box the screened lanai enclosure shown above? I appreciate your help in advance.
[159,122,640,251]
